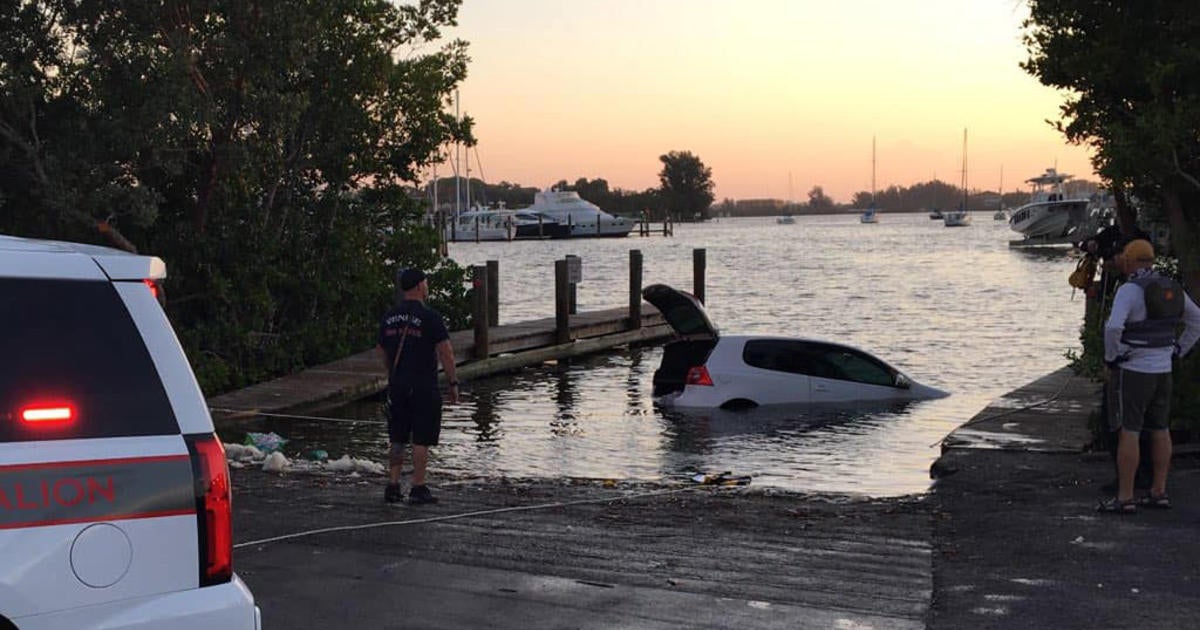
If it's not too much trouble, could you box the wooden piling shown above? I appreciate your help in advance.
[473,265,489,359]
[555,259,571,344]
[474,216,480,244]
[693,247,706,304]
[486,259,499,326]
[629,249,643,329]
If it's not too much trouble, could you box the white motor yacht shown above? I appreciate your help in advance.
[525,190,634,238]
[1008,168,1090,239]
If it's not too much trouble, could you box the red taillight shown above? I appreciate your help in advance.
[143,279,166,306]
[188,435,233,586]
[686,365,714,387]
[20,403,75,425]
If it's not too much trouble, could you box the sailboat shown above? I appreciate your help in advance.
[993,166,1007,221]
[943,129,972,227]
[860,136,879,224]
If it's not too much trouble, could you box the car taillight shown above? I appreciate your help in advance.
[19,403,76,425]
[686,365,714,386]
[143,278,166,307]
[186,434,233,586]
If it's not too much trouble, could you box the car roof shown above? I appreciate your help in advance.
[0,233,166,281]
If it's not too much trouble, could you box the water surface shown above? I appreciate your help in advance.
[236,214,1082,496]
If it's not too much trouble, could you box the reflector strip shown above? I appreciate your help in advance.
[0,455,193,530]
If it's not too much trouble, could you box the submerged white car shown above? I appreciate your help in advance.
[643,284,948,409]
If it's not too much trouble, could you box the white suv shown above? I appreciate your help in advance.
[0,235,260,629]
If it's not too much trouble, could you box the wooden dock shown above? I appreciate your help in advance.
[208,305,670,418]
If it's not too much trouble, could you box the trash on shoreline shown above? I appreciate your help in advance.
[225,443,265,462]
[245,431,288,453]
[222,441,388,477]
[690,471,752,486]
[325,455,385,475]
[262,451,290,473]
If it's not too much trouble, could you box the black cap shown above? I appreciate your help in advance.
[398,268,426,291]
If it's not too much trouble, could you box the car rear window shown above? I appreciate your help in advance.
[0,278,178,442]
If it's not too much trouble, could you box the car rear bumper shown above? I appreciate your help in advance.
[13,575,260,630]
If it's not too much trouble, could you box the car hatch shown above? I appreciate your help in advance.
[642,284,718,339]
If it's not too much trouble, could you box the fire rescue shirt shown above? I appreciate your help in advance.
[378,300,450,392]
[1104,269,1200,374]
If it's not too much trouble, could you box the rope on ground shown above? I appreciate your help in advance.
[233,485,713,550]
[209,407,384,425]
[930,370,1082,448]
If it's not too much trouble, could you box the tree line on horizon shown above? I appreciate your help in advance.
[424,149,716,222]
[435,174,1104,219]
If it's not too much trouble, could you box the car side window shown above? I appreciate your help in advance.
[743,340,833,377]
[821,348,896,387]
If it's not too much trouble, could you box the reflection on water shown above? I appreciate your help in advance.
[224,215,1082,497]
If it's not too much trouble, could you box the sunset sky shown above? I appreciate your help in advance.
[433,0,1096,204]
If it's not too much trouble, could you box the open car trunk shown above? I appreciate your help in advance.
[642,284,719,397]
[652,338,718,396]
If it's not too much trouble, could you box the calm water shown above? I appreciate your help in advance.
[236,213,1083,496]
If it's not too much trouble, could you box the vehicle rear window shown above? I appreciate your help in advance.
[0,278,177,442]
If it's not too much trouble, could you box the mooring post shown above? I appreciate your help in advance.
[629,249,643,329]
[472,265,489,359]
[474,215,480,244]
[486,259,499,327]
[555,258,570,344]
[564,254,580,315]
[693,247,706,305]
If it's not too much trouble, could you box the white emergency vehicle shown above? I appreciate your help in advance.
[0,235,260,629]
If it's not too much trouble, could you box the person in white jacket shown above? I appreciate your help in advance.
[1099,239,1200,513]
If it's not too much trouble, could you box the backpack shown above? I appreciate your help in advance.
[1069,254,1097,290]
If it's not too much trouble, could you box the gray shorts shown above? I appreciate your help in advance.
[1107,368,1172,433]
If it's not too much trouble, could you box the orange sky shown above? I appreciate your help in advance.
[433,0,1096,204]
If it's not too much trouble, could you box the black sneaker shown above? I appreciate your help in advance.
[408,484,438,505]
[384,483,404,504]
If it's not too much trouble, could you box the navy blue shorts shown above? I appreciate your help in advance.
[388,387,442,446]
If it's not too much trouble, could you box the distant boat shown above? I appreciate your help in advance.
[993,166,1007,221]
[943,129,972,228]
[1008,168,1089,238]
[928,208,944,220]
[861,136,880,224]
[776,214,796,225]
[445,207,515,242]
[524,190,634,238]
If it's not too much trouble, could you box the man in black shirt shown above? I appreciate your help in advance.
[377,268,459,505]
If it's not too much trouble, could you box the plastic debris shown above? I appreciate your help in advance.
[1071,536,1085,545]
[325,455,385,476]
[244,431,288,454]
[690,471,752,486]
[305,449,329,461]
[224,443,265,462]
[262,451,290,473]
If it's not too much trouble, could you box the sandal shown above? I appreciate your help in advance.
[1096,497,1137,514]
[1137,493,1171,509]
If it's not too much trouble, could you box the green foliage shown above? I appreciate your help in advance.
[658,150,715,222]
[1025,0,1200,434]
[0,0,473,394]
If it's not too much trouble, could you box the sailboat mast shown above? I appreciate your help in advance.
[961,128,968,209]
[871,136,877,206]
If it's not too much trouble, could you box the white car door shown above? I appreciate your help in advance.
[808,345,903,403]
[734,339,812,405]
